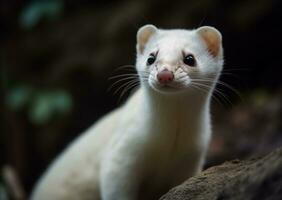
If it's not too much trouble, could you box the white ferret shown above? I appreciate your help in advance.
[31,24,223,200]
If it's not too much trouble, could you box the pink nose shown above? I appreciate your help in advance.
[157,69,174,84]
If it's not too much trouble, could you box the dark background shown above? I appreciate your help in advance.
[1,0,281,198]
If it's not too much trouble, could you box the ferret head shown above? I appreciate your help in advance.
[136,24,223,94]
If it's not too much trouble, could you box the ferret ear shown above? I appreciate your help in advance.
[137,24,158,54]
[196,26,222,58]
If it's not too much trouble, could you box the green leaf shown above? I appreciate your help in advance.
[6,86,32,111]
[51,90,73,113]
[19,0,63,29]
[28,90,73,125]
[29,93,54,125]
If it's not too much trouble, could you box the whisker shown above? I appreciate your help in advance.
[114,79,139,95]
[108,73,140,80]
[119,82,139,100]
[191,84,222,106]
[109,68,148,101]
[108,76,138,92]
[192,78,242,101]
[148,76,158,83]
[191,82,233,107]
[222,67,250,72]
[219,72,241,80]
[120,83,140,103]
[118,81,140,102]
[114,65,135,72]
[190,83,218,103]
[216,81,242,101]
[177,75,188,80]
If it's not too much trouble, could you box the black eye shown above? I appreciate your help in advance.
[183,54,196,66]
[147,54,156,65]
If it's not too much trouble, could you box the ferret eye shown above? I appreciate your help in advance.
[147,54,156,65]
[183,54,196,67]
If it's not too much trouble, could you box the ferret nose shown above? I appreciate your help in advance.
[157,69,174,84]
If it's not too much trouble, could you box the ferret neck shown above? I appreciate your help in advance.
[143,87,211,113]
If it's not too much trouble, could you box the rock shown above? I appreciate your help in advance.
[160,147,282,200]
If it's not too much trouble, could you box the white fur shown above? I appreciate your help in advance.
[31,25,223,200]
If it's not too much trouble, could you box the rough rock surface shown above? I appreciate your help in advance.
[160,147,282,200]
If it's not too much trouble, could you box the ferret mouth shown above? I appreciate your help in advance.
[148,74,191,94]
[149,82,185,94]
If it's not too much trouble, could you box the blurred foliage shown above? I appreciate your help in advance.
[6,86,72,125]
[6,85,32,111]
[0,182,8,200]
[19,0,63,30]
[29,90,72,125]
[249,89,270,108]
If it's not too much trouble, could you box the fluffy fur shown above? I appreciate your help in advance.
[31,24,223,200]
